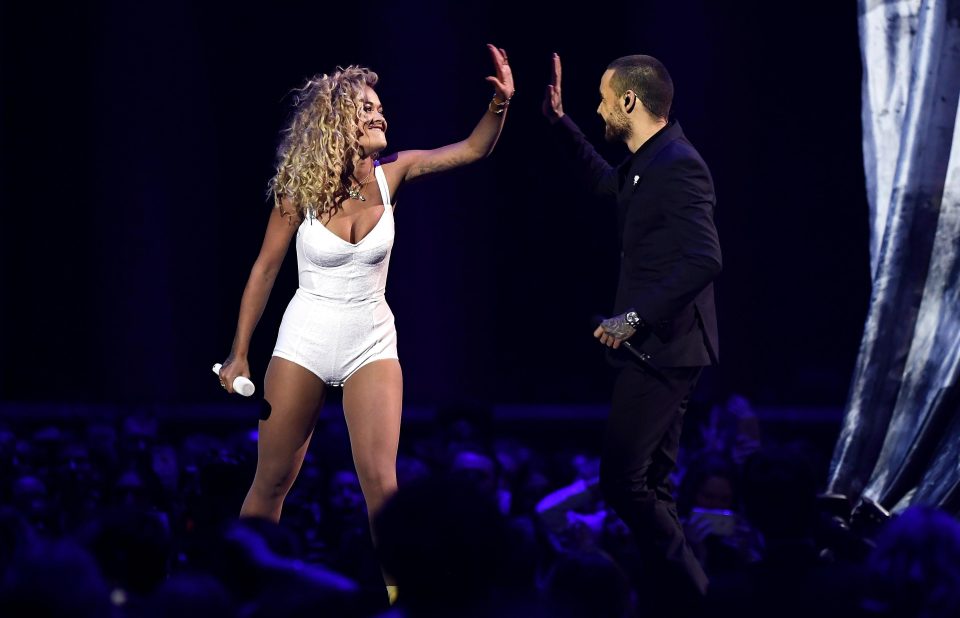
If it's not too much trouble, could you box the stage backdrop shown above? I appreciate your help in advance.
[827,0,960,514]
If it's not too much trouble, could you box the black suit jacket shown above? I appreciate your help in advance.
[553,116,721,367]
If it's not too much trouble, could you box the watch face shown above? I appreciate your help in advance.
[626,311,639,326]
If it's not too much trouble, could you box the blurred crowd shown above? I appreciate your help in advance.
[1,395,959,617]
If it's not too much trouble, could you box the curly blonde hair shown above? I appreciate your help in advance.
[268,66,379,219]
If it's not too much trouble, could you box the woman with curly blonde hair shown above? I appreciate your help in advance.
[217,45,513,541]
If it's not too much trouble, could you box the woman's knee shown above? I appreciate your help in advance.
[356,463,397,496]
[252,465,299,499]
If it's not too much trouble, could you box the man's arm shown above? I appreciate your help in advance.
[543,52,618,200]
[630,156,722,325]
[550,116,619,199]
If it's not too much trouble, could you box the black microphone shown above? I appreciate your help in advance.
[255,399,273,421]
[592,314,654,366]
[592,316,675,388]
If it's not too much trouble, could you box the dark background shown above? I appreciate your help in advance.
[0,0,869,407]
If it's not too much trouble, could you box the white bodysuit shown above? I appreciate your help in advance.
[272,161,398,386]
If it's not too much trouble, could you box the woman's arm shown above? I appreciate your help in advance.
[390,44,515,183]
[219,202,300,392]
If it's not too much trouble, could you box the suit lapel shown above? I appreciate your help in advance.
[617,121,684,203]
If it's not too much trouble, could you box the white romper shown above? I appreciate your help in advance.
[272,161,398,386]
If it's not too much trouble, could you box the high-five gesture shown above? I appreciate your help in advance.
[543,52,564,122]
[486,44,515,104]
[393,44,514,183]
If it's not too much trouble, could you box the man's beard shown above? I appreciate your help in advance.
[604,109,632,143]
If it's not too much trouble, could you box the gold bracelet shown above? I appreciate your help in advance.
[488,95,510,115]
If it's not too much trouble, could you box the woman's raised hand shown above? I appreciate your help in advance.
[485,44,515,103]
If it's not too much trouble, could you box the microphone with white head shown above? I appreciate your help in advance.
[212,363,256,397]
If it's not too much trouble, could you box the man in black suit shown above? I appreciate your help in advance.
[543,53,721,600]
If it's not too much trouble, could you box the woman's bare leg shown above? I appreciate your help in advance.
[342,358,402,593]
[240,357,326,522]
[341,359,403,520]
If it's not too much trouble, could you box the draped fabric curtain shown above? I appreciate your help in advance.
[826,0,960,514]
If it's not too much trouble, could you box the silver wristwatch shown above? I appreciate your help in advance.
[625,310,642,329]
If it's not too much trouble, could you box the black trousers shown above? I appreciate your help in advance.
[599,362,708,601]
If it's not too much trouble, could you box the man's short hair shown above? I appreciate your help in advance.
[607,55,673,119]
